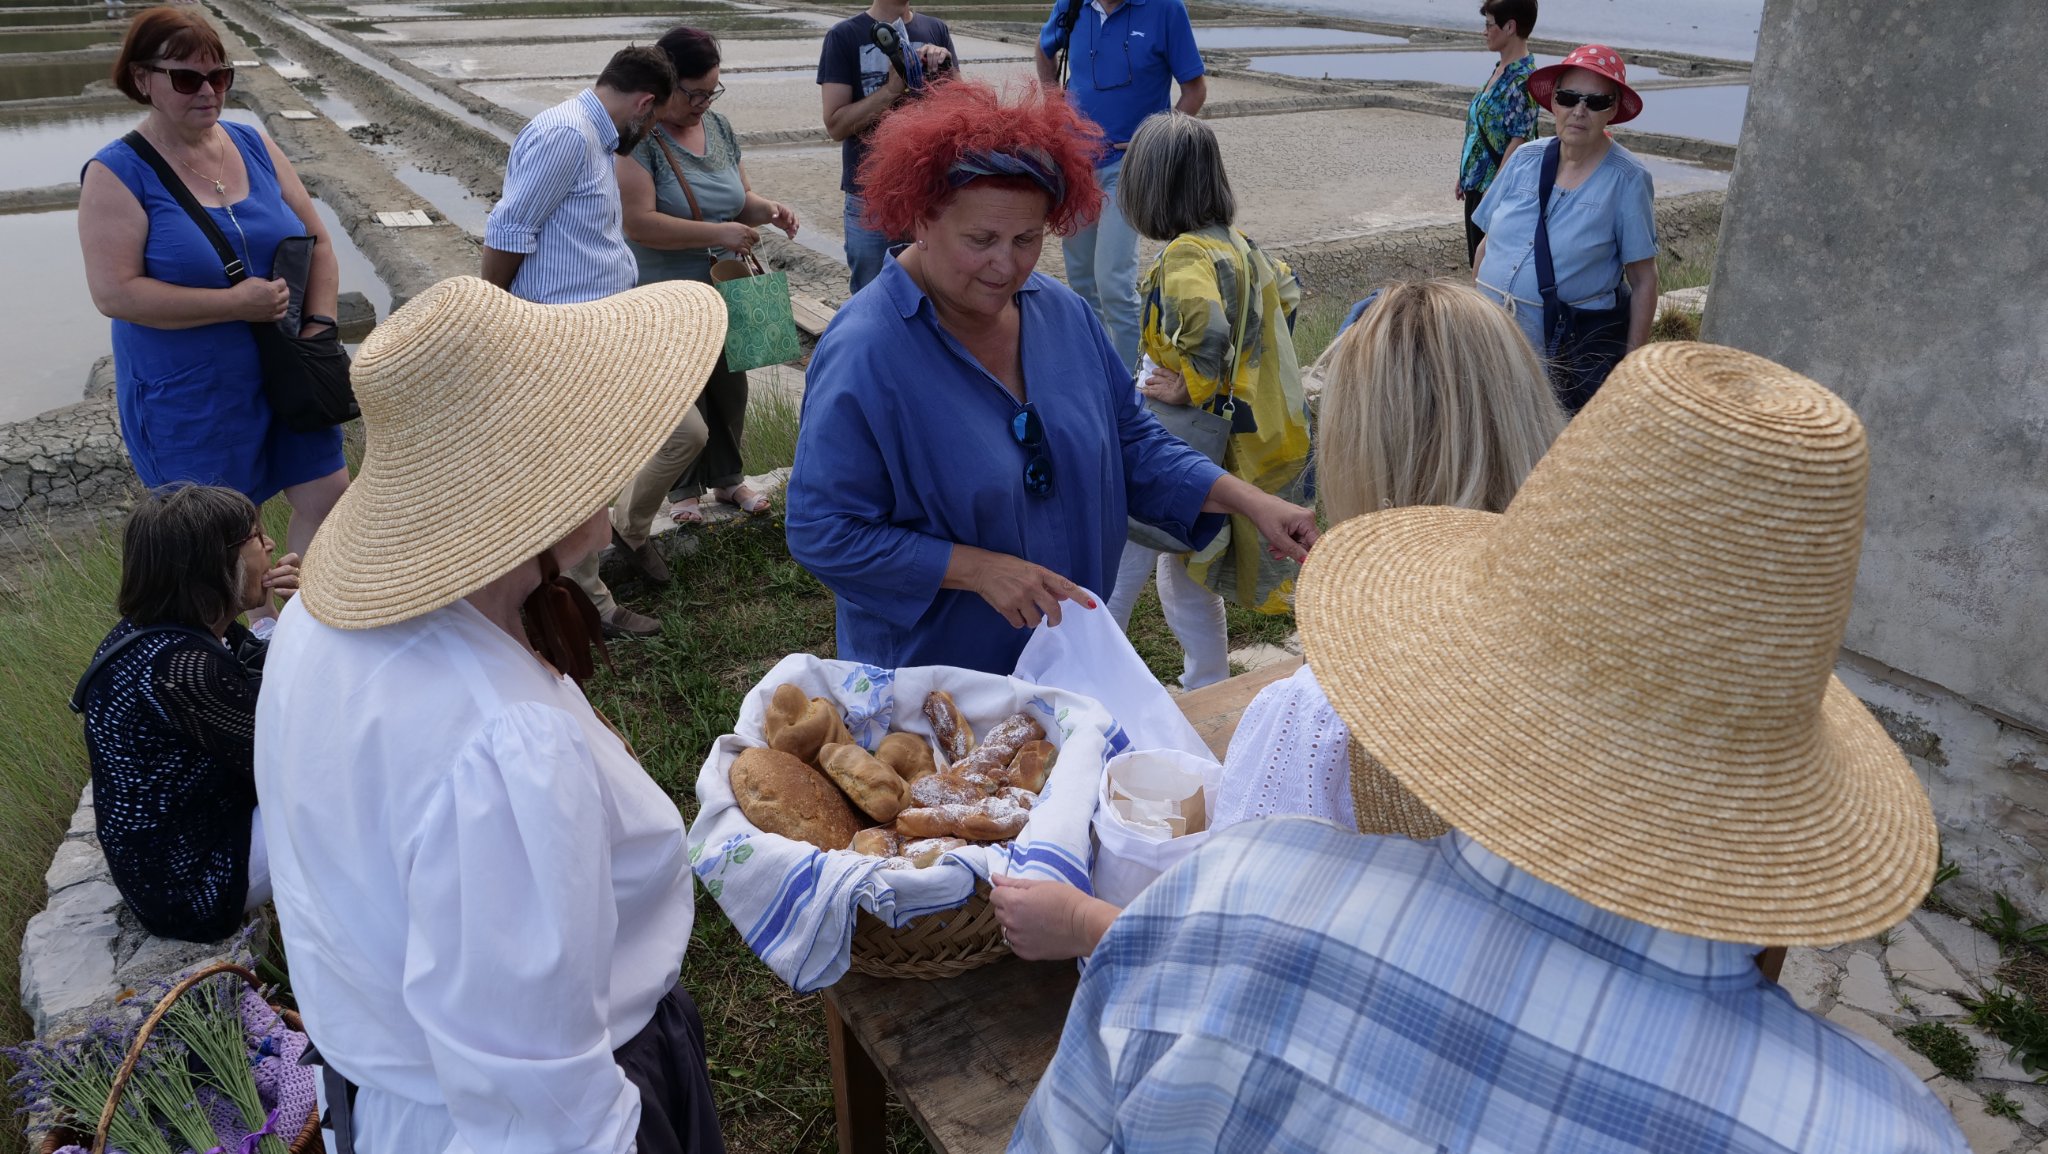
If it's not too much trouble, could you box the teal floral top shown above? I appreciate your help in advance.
[1458,54,1537,194]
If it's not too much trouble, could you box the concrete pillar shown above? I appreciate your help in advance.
[1703,0,2048,914]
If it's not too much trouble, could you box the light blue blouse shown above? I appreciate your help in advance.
[1472,138,1658,352]
[785,259,1226,674]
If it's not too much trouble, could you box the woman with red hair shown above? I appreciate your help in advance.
[785,80,1316,674]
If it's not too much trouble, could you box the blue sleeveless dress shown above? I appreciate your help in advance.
[89,121,346,503]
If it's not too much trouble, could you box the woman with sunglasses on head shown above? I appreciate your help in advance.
[1473,44,1659,412]
[785,80,1315,676]
[78,8,350,582]
[608,26,799,557]
[74,484,300,944]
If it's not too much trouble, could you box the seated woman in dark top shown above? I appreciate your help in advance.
[72,484,299,942]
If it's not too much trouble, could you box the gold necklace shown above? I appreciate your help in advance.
[156,125,229,199]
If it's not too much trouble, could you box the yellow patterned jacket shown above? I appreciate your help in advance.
[1138,225,1309,614]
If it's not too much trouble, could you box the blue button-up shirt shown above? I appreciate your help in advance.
[1038,0,1204,147]
[484,89,636,304]
[1014,820,1969,1154]
[785,258,1224,674]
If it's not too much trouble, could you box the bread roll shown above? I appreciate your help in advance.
[875,732,941,784]
[950,711,1046,777]
[764,687,853,764]
[817,742,909,822]
[730,746,862,852]
[893,805,966,840]
[910,771,988,809]
[923,690,975,761]
[902,836,968,868]
[895,789,1034,842]
[849,825,902,857]
[1004,739,1056,793]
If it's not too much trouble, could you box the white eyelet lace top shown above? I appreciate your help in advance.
[1211,663,1357,832]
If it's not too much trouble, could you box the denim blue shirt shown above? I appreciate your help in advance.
[1039,0,1204,148]
[785,258,1224,673]
[1013,820,1969,1154]
[1473,137,1658,351]
[484,89,636,304]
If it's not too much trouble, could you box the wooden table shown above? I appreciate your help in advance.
[821,660,1301,1154]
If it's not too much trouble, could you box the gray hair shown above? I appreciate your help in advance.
[1117,111,1235,242]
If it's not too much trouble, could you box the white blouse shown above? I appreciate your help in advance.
[255,597,693,1154]
[1212,664,1356,832]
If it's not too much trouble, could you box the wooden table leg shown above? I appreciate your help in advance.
[825,995,887,1154]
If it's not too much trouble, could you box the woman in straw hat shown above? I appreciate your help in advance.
[1011,343,1965,1153]
[993,280,1563,960]
[254,276,729,1154]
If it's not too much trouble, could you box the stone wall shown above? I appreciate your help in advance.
[19,785,246,1038]
[1704,0,2048,916]
[0,391,139,537]
[1278,190,1724,303]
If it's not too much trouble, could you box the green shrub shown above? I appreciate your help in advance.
[1894,1022,1979,1082]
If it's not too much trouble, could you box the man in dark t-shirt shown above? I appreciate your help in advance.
[818,0,958,293]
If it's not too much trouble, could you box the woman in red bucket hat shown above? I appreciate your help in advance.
[1471,43,1658,414]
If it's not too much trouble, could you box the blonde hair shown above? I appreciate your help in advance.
[1315,279,1564,523]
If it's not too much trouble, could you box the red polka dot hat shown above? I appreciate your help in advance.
[1527,43,1644,124]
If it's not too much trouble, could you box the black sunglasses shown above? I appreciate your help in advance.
[1552,88,1617,112]
[148,64,235,95]
[1010,403,1053,497]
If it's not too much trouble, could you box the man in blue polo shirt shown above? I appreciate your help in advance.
[1036,0,1205,371]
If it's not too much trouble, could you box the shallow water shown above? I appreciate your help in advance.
[263,6,516,142]
[308,198,393,319]
[0,9,104,27]
[0,25,118,51]
[1618,83,1748,146]
[0,55,109,99]
[1248,49,1682,86]
[1225,0,1761,62]
[0,209,109,424]
[0,106,259,191]
[363,14,679,40]
[1192,25,1407,49]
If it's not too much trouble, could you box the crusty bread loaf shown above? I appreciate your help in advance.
[923,690,975,761]
[849,824,902,857]
[875,732,941,784]
[910,771,988,809]
[730,746,862,852]
[1004,739,1056,793]
[764,686,853,764]
[817,742,909,822]
[895,788,1033,842]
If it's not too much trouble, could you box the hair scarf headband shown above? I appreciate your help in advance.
[522,547,612,686]
[948,147,1066,209]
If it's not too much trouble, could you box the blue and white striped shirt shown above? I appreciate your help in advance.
[1013,820,1968,1154]
[484,89,636,305]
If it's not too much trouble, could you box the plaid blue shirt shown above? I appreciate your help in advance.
[1012,820,1967,1154]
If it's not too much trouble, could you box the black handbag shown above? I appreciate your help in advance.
[123,131,359,432]
[1533,138,1631,416]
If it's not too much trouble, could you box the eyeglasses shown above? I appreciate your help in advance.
[234,525,271,550]
[680,83,724,106]
[1552,89,1617,112]
[147,64,235,95]
[1010,403,1053,497]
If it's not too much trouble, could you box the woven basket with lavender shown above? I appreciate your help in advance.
[6,962,320,1154]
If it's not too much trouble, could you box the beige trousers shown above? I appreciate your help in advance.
[568,407,709,616]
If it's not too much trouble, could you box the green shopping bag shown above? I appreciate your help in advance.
[710,254,802,372]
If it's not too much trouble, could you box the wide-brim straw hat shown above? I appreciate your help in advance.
[1297,342,1937,947]
[301,275,727,629]
[1528,43,1644,125]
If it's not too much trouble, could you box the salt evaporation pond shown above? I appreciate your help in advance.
[1249,49,1682,86]
[1192,25,1407,49]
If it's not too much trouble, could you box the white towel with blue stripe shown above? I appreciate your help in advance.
[689,653,1126,992]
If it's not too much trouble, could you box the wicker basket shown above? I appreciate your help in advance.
[846,882,1011,979]
[37,962,322,1154]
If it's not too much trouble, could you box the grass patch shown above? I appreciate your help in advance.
[1290,292,1352,369]
[1964,983,2048,1081]
[1650,307,1700,343]
[1983,1091,2024,1121]
[743,368,803,475]
[1894,1022,1979,1082]
[1658,244,1715,293]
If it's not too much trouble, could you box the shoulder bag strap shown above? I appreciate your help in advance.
[1532,137,1563,356]
[121,130,248,284]
[651,129,704,222]
[69,623,227,714]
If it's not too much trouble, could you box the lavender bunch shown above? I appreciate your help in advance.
[122,1040,231,1154]
[4,1022,179,1154]
[159,976,289,1154]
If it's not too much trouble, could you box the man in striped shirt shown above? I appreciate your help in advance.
[482,46,674,637]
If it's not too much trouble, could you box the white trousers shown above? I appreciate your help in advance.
[1107,542,1230,691]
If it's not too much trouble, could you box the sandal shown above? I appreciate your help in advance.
[668,499,707,524]
[715,485,772,516]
